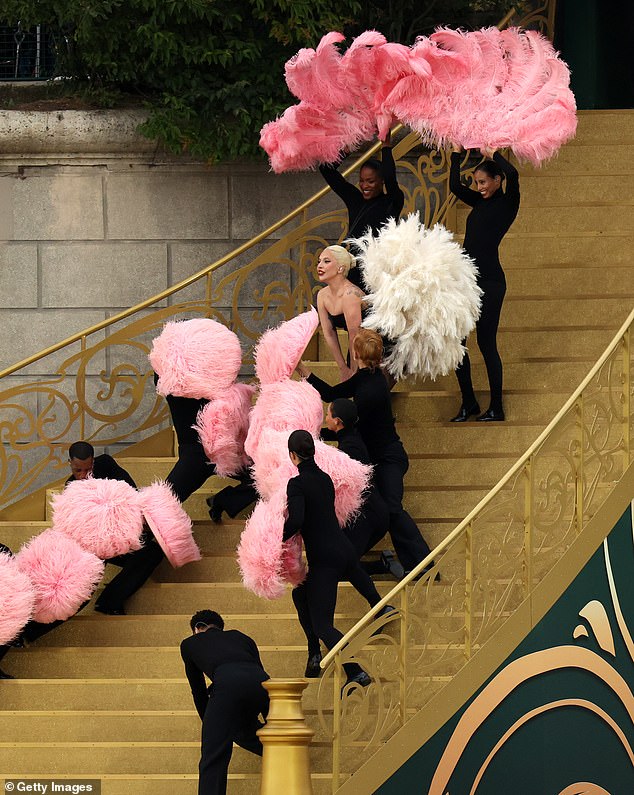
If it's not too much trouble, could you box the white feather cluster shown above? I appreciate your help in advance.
[358,214,482,381]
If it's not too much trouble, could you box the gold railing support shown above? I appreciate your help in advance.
[399,588,408,726]
[258,679,314,795]
[624,328,631,466]
[331,660,343,792]
[523,458,533,595]
[464,520,473,660]
[576,395,585,532]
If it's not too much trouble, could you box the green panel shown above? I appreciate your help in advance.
[377,504,634,794]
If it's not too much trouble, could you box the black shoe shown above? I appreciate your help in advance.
[380,550,405,581]
[0,669,14,679]
[342,670,371,696]
[450,402,480,422]
[304,652,322,678]
[372,604,397,636]
[7,635,24,648]
[95,604,126,616]
[477,408,505,422]
[206,496,223,523]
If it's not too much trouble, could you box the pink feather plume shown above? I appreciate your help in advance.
[150,318,243,400]
[51,478,145,559]
[139,482,201,568]
[195,382,256,477]
[285,32,349,108]
[313,439,372,525]
[15,529,104,623]
[254,308,319,385]
[0,551,35,644]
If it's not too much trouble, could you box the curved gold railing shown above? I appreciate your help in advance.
[0,0,556,510]
[317,306,633,790]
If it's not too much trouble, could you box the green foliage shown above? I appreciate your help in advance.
[2,0,514,161]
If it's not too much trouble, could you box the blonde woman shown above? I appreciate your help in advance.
[315,245,365,380]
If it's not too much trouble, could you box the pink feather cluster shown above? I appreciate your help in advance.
[237,310,372,599]
[138,482,201,568]
[195,383,256,478]
[150,318,242,400]
[51,478,145,559]
[15,529,104,623]
[0,551,35,644]
[260,26,576,171]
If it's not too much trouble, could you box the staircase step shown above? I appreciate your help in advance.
[499,233,634,268]
[457,204,634,235]
[516,174,633,206]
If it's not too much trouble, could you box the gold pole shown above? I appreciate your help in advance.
[79,335,87,441]
[464,520,473,659]
[575,395,585,533]
[205,271,213,318]
[399,587,408,726]
[331,658,342,792]
[259,679,314,795]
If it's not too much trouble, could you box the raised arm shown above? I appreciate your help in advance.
[380,144,404,204]
[317,288,352,380]
[492,150,520,210]
[319,161,361,205]
[449,150,480,207]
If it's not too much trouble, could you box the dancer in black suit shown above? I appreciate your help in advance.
[180,609,269,795]
[285,430,389,685]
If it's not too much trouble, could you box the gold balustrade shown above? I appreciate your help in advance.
[318,306,634,790]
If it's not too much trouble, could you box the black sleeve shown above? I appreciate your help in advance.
[180,641,209,720]
[449,151,480,207]
[307,372,357,403]
[319,428,337,442]
[242,632,265,670]
[493,151,520,210]
[0,543,13,556]
[380,146,404,204]
[108,460,137,490]
[282,478,305,541]
[319,162,361,205]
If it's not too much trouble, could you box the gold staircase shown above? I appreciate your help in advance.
[0,107,632,793]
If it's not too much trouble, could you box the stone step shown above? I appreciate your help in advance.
[496,233,634,269]
[513,174,633,206]
[515,142,634,175]
[505,266,634,298]
[456,204,634,235]
[570,110,634,143]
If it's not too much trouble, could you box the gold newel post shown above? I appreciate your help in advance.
[258,678,314,794]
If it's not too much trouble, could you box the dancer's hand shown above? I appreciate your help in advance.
[382,130,392,146]
[480,147,496,159]
[296,361,310,379]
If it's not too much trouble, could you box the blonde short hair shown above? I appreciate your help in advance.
[324,245,356,277]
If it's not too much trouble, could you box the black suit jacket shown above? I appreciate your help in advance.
[66,454,137,488]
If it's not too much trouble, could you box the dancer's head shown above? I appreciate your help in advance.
[473,159,504,200]
[326,398,358,432]
[353,329,383,370]
[359,158,385,200]
[317,246,356,281]
[68,441,95,480]
[190,609,224,633]
[288,429,315,465]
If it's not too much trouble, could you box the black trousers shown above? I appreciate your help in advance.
[212,469,258,518]
[96,442,215,611]
[199,665,269,795]
[456,278,506,413]
[373,440,432,571]
[292,560,381,674]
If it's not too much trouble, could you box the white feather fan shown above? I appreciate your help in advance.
[357,214,482,381]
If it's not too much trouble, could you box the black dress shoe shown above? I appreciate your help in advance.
[380,550,405,581]
[206,496,223,523]
[372,604,397,636]
[304,652,322,678]
[342,670,371,696]
[477,408,505,422]
[0,669,14,679]
[449,402,480,422]
[95,604,126,616]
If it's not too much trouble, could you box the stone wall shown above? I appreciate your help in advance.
[0,108,337,373]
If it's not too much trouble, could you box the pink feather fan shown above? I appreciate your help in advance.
[15,529,104,623]
[139,482,201,568]
[238,489,307,600]
[150,318,242,400]
[51,478,145,559]
[254,308,319,385]
[195,382,256,478]
[285,31,349,109]
[313,439,372,525]
[0,551,35,644]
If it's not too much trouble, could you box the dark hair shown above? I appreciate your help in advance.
[190,609,224,632]
[353,328,383,370]
[288,429,315,460]
[360,158,384,179]
[474,159,504,180]
[69,441,95,461]
[330,398,358,428]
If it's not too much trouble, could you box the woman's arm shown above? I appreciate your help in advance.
[449,150,480,207]
[319,162,361,204]
[317,289,352,380]
[341,291,363,374]
[492,150,520,210]
[380,144,405,204]
[282,479,305,540]
[306,371,357,402]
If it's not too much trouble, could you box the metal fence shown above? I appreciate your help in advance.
[0,22,58,80]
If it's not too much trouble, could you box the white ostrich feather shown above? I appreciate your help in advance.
[356,214,482,380]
